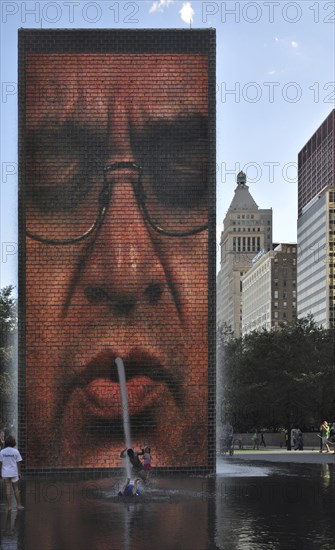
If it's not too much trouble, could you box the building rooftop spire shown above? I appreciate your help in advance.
[228,171,259,211]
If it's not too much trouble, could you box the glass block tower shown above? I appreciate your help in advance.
[297,109,335,328]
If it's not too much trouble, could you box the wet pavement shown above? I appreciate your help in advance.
[232,448,335,464]
[0,458,334,549]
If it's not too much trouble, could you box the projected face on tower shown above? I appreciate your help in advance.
[25,53,209,468]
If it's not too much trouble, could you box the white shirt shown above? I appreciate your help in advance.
[0,447,22,478]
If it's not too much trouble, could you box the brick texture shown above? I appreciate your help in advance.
[19,30,216,475]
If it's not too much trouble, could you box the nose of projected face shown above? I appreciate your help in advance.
[83,160,166,308]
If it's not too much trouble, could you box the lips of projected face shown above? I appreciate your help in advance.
[71,349,180,420]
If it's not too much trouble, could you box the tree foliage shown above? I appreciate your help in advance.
[218,316,335,432]
[0,286,17,415]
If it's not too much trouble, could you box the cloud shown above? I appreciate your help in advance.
[149,0,195,24]
[275,37,300,50]
[149,0,175,14]
[179,1,194,24]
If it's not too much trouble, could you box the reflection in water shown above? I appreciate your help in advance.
[320,463,331,490]
[216,461,271,477]
[216,460,335,550]
[18,476,211,550]
[0,509,24,549]
[0,463,334,549]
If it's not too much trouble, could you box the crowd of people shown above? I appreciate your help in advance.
[282,422,335,452]
[221,421,335,453]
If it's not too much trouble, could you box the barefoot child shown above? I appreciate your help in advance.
[118,478,142,497]
[0,436,24,510]
[120,448,146,480]
[143,446,152,477]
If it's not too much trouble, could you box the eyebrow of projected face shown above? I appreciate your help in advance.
[26,114,209,236]
[26,114,208,161]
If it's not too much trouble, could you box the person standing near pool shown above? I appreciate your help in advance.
[320,420,330,453]
[0,436,24,510]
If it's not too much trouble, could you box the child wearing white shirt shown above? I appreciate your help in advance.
[0,435,24,510]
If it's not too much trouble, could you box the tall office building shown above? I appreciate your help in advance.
[241,243,297,335]
[217,171,272,336]
[297,109,335,328]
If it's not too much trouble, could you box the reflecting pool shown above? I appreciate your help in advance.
[0,459,334,549]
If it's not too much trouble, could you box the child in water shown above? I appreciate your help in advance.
[142,446,152,476]
[120,446,152,482]
[120,447,145,480]
[118,478,142,497]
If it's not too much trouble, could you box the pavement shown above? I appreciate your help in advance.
[229,448,335,464]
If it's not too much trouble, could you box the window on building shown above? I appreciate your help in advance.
[283,302,287,308]
[274,291,278,299]
[274,311,278,318]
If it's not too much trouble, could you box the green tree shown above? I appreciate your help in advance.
[218,316,335,432]
[0,286,17,425]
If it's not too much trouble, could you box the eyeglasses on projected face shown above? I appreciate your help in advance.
[26,161,209,245]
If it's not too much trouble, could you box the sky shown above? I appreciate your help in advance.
[0,0,334,287]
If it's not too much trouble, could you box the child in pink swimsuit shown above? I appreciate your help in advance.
[143,446,152,472]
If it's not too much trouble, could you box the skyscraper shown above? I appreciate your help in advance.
[241,243,297,335]
[297,109,335,328]
[217,171,272,336]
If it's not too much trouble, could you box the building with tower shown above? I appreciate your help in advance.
[217,171,272,336]
[297,109,335,328]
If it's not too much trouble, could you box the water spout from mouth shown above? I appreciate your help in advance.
[115,357,132,478]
